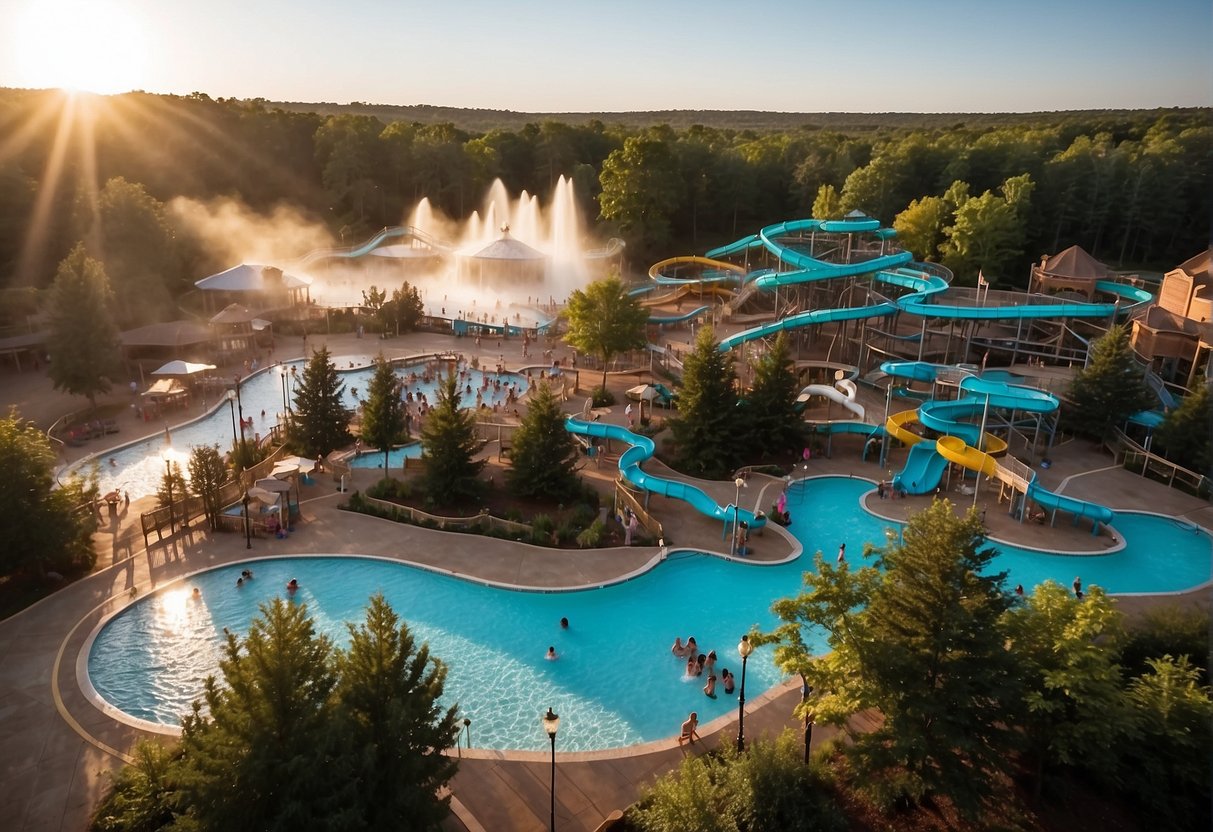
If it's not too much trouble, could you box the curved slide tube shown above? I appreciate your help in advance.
[1027,480,1115,530]
[797,384,865,421]
[648,256,747,284]
[565,417,767,531]
[892,441,949,494]
[648,306,711,325]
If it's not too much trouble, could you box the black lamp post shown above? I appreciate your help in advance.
[234,377,246,444]
[227,389,238,455]
[163,452,176,537]
[463,717,471,749]
[731,476,745,556]
[242,491,252,549]
[736,635,753,751]
[543,707,560,831]
[279,365,289,413]
[801,680,814,764]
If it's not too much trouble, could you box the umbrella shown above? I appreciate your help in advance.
[151,360,216,376]
[626,384,660,402]
[246,486,277,503]
[274,455,317,474]
[271,463,300,479]
[254,478,292,493]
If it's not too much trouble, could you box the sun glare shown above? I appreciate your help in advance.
[13,0,149,95]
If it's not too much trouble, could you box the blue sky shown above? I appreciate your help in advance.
[1,0,1210,111]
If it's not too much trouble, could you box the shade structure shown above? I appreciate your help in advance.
[246,486,277,503]
[271,463,300,479]
[274,455,317,474]
[254,477,293,493]
[150,360,216,377]
[209,303,257,325]
[195,263,312,292]
[626,384,661,402]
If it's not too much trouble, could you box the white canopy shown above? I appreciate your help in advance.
[246,486,278,503]
[151,360,216,377]
[626,384,661,401]
[274,455,317,474]
[195,263,312,292]
[254,477,293,493]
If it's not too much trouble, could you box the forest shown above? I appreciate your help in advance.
[0,87,1208,329]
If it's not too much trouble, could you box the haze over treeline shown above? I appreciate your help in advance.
[0,87,1208,330]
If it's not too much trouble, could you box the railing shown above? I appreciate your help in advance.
[358,492,534,536]
[1111,428,1211,498]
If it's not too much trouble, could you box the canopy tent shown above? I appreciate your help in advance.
[254,477,292,493]
[142,379,187,400]
[246,486,278,504]
[1030,245,1111,299]
[210,303,257,325]
[626,384,661,402]
[195,263,311,292]
[151,360,216,377]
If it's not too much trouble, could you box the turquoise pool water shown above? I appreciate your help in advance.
[86,477,1212,752]
[349,443,423,469]
[73,359,526,500]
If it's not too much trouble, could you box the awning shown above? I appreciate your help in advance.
[151,360,216,376]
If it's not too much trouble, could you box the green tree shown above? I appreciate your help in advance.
[420,372,484,507]
[811,183,844,220]
[1120,603,1209,683]
[334,593,460,831]
[758,501,1020,815]
[359,356,407,474]
[892,194,950,261]
[563,275,648,398]
[670,327,741,479]
[507,381,580,500]
[0,408,97,578]
[89,740,183,832]
[1066,324,1152,439]
[1002,581,1128,797]
[155,461,187,512]
[45,243,122,411]
[1119,656,1213,829]
[187,445,228,532]
[82,177,180,326]
[598,134,683,256]
[387,281,425,335]
[940,175,1035,282]
[178,599,342,831]
[291,346,352,457]
[361,285,388,333]
[1153,382,1211,473]
[745,332,803,456]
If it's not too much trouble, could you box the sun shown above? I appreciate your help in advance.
[12,0,149,95]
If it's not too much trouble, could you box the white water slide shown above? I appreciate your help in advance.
[797,379,865,421]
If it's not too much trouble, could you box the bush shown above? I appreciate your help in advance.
[576,519,606,548]
[569,503,598,530]
[367,477,414,501]
[629,731,845,832]
[591,386,615,407]
[1121,604,1210,683]
[555,521,578,544]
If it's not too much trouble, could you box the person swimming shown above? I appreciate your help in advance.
[671,637,686,657]
[560,617,569,629]
[545,646,558,661]
[191,587,201,599]
[703,674,717,699]
[287,578,299,592]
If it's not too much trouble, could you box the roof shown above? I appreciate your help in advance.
[1174,247,1212,284]
[1039,245,1109,282]
[195,263,312,292]
[210,303,256,325]
[0,330,48,351]
[465,231,546,261]
[120,320,213,347]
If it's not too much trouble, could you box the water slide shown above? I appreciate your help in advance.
[648,256,747,285]
[648,306,712,325]
[297,226,451,264]
[893,441,950,494]
[564,417,766,531]
[1026,480,1115,529]
[797,383,865,420]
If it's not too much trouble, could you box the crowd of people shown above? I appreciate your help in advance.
[671,637,736,701]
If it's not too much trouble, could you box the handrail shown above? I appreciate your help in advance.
[1111,427,1211,497]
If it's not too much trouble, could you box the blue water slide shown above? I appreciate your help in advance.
[917,377,1060,444]
[705,234,762,259]
[892,441,949,494]
[648,305,712,324]
[718,302,897,352]
[1027,480,1115,530]
[565,418,766,531]
[807,421,883,437]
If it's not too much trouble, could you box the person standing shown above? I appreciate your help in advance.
[837,543,846,563]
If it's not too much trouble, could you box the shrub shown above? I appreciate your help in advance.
[555,522,578,544]
[569,503,598,529]
[576,519,605,548]
[591,386,615,407]
[1121,604,1210,683]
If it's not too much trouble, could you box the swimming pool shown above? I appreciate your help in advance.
[72,358,527,500]
[349,443,423,469]
[85,477,1212,752]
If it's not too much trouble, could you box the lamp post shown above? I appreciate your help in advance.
[163,452,176,537]
[736,635,753,751]
[801,680,814,764]
[242,491,252,549]
[234,377,246,445]
[973,389,991,509]
[463,717,471,749]
[279,365,289,413]
[542,708,560,831]
[227,389,238,455]
[731,476,745,556]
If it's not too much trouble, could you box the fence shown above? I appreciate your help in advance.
[359,492,533,536]
[1111,428,1211,498]
[614,481,664,543]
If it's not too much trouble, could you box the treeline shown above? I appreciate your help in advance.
[0,88,1208,319]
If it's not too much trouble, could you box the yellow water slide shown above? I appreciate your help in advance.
[648,256,747,281]
[934,435,999,477]
[885,409,926,446]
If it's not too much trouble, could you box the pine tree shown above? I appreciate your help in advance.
[1067,324,1152,439]
[420,371,485,507]
[507,381,580,500]
[334,593,460,831]
[671,326,741,478]
[178,599,343,831]
[45,243,122,411]
[1153,382,1211,473]
[290,346,351,457]
[359,355,407,474]
[389,281,425,334]
[745,332,804,456]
